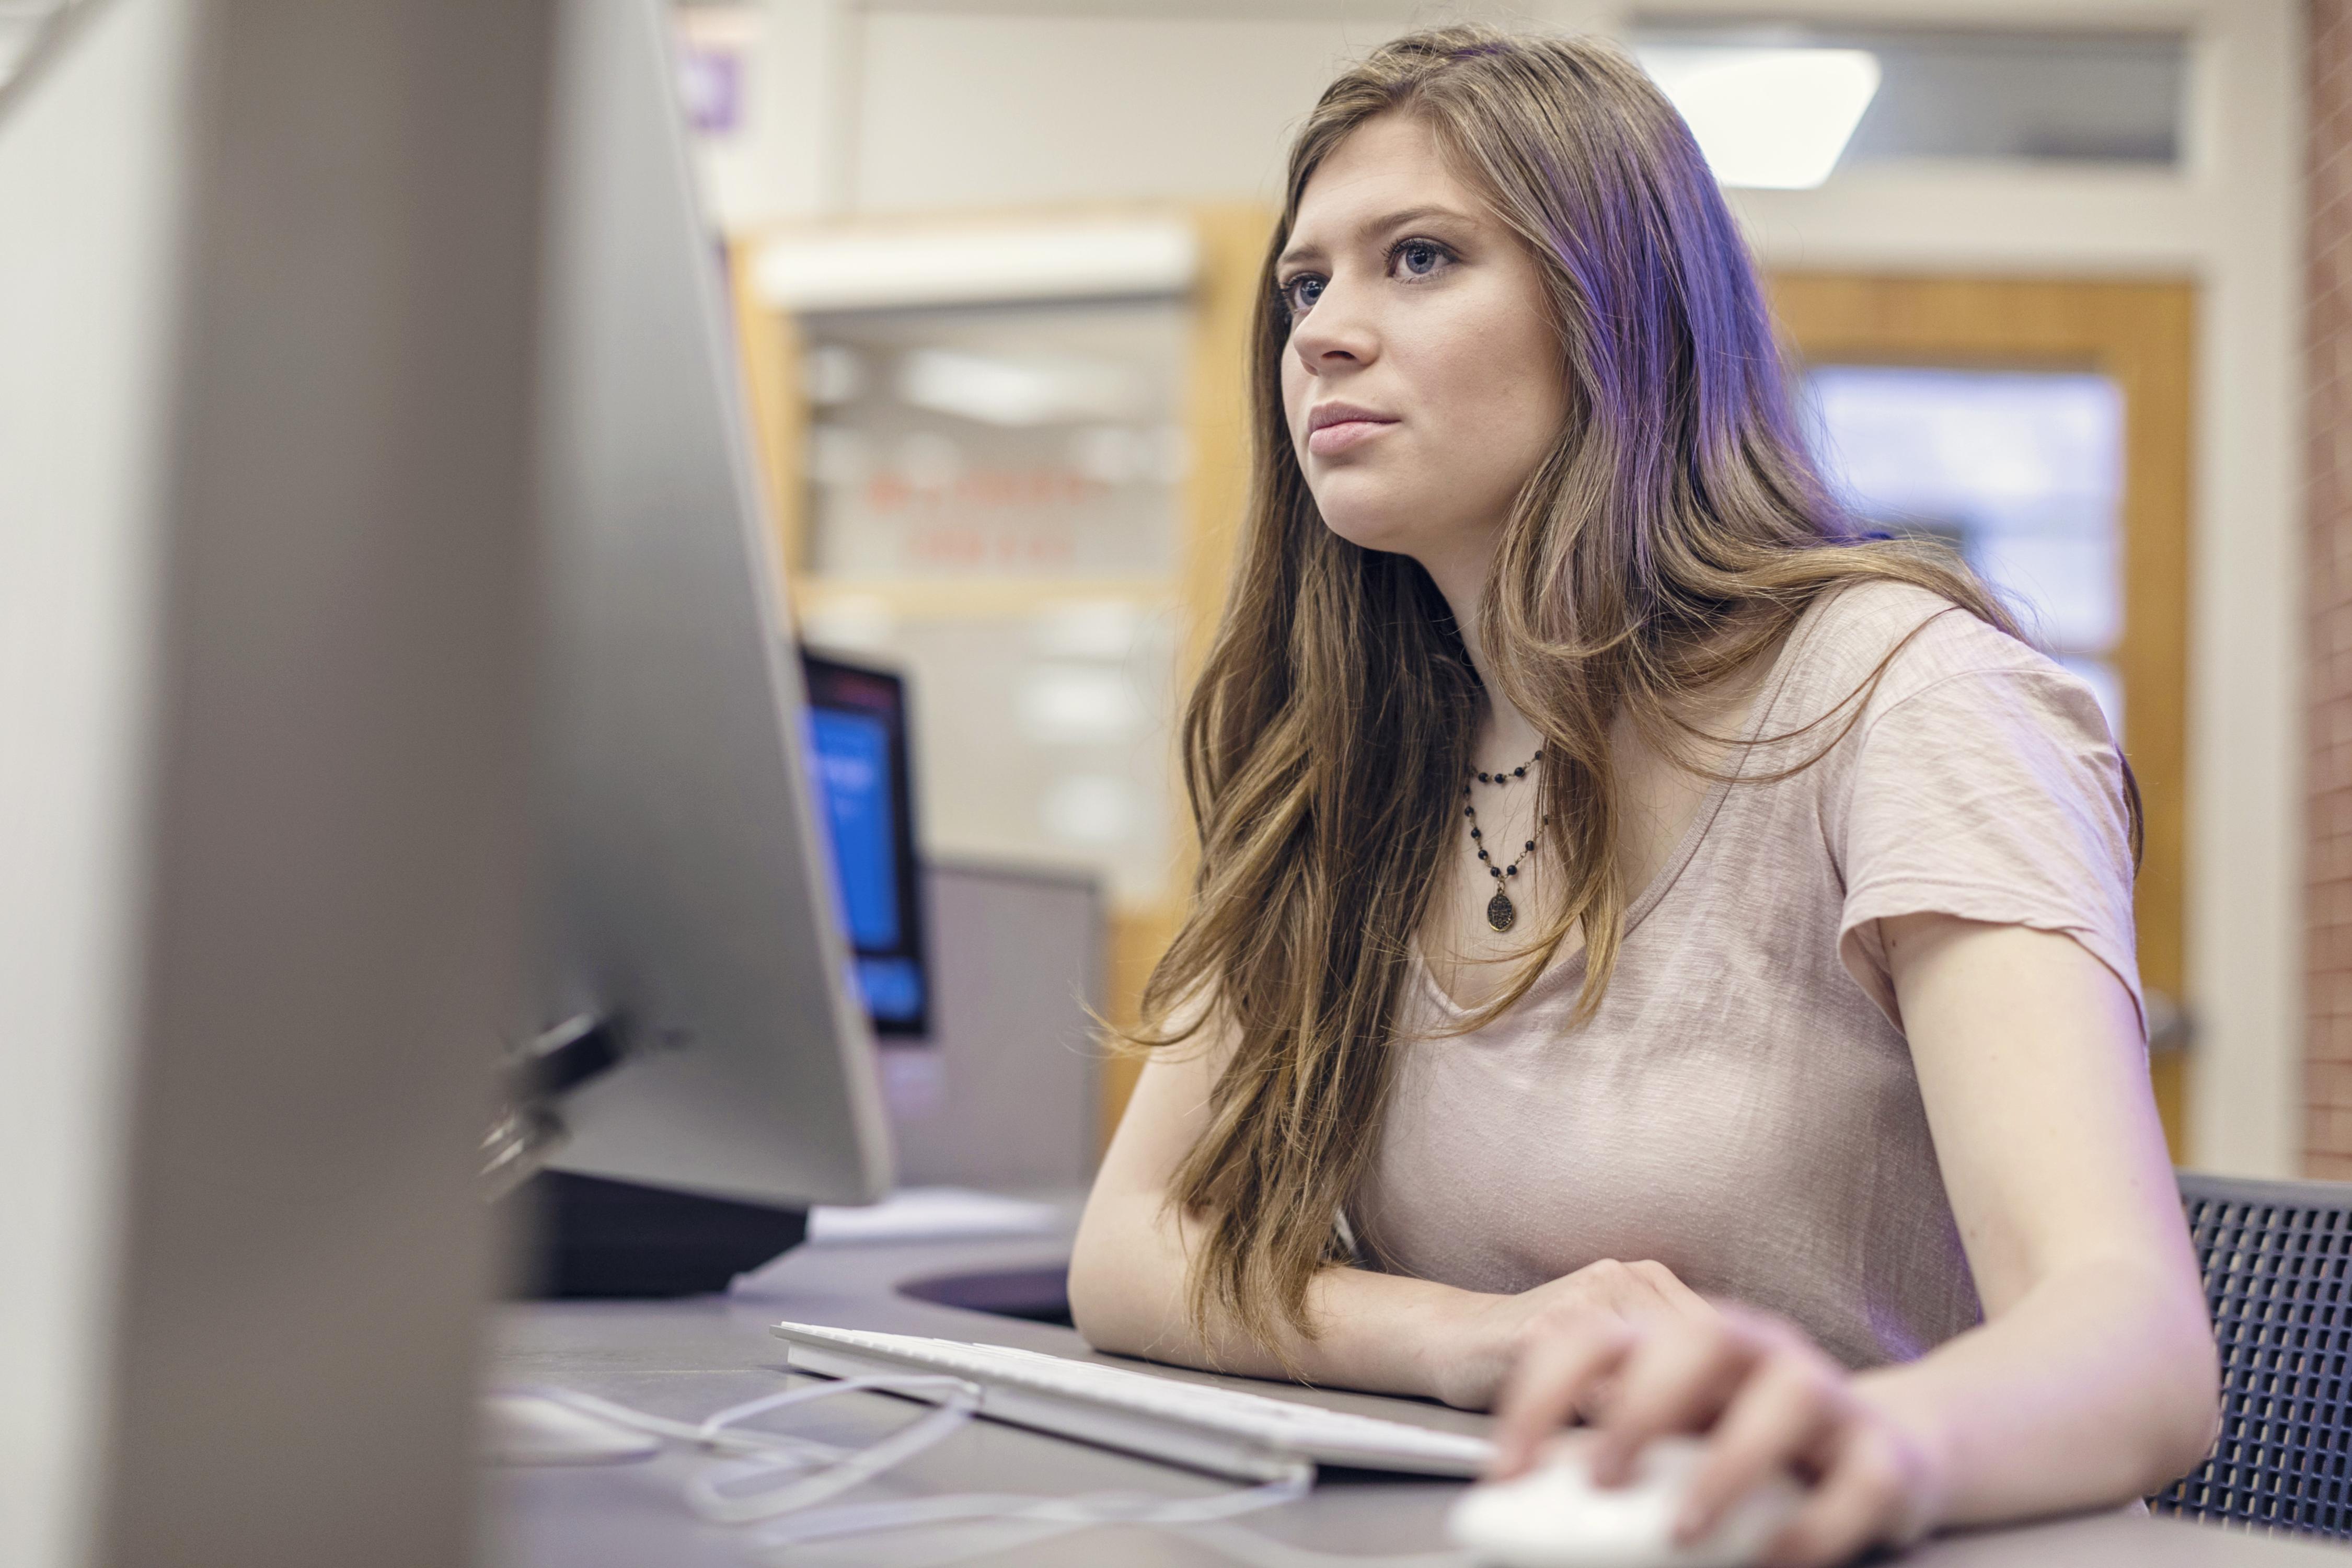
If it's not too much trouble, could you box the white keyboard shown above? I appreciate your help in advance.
[771,1321,1495,1483]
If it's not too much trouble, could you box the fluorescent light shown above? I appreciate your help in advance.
[1020,670,1142,744]
[1040,774,1138,846]
[754,219,1197,313]
[1031,599,1145,660]
[1638,46,1882,190]
[896,349,1143,428]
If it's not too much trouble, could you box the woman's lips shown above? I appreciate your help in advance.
[1307,417,1396,457]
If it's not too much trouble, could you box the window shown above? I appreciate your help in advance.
[1803,364,2128,737]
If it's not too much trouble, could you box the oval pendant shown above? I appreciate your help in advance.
[1486,890,1516,932]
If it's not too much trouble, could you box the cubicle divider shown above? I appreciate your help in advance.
[881,857,1109,1192]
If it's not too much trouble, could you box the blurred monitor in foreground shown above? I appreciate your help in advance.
[517,0,892,1295]
[2,1,548,1562]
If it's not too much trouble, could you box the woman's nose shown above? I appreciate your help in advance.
[1290,285,1376,375]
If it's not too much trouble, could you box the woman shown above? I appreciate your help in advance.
[1067,25,2217,1567]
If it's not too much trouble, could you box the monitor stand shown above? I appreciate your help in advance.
[518,1170,806,1298]
[494,1016,811,1297]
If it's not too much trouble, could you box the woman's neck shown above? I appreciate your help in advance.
[1471,664,1546,773]
[1426,545,1546,773]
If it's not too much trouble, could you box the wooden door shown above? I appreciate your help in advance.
[1768,274,2196,1159]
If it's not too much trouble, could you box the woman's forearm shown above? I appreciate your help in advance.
[1854,1255,2219,1527]
[1067,1186,1471,1396]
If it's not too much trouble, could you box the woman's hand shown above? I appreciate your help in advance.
[1490,1303,1946,1567]
[1423,1258,1715,1411]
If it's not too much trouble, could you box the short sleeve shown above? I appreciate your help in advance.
[1835,667,2142,1036]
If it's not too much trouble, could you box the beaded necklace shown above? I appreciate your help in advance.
[1462,748,1546,932]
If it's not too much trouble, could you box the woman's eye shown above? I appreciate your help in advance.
[1282,274,1326,316]
[1394,239,1449,279]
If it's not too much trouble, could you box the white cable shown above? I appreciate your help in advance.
[494,1375,981,1522]
[502,1381,1474,1568]
[500,1382,845,1462]
[684,1375,982,1523]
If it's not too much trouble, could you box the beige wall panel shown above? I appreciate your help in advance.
[853,15,1405,213]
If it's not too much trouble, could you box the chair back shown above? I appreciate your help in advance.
[2153,1171,2352,1533]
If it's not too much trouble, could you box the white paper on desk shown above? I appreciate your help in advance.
[802,1186,1065,1245]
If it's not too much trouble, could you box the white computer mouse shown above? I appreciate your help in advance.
[1447,1434,1805,1568]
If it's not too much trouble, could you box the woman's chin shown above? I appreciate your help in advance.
[1316,505,1435,558]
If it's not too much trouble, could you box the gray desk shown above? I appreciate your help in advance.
[488,1233,2347,1567]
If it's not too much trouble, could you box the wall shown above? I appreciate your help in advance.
[2309,0,2352,1173]
[700,0,2309,1174]
[852,13,1394,213]
[698,2,1613,225]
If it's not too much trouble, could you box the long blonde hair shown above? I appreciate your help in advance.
[1138,27,2044,1352]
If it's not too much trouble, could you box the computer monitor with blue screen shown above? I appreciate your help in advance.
[803,652,930,1038]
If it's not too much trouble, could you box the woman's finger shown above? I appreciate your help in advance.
[1628,1259,1716,1322]
[1488,1316,1638,1478]
[1761,1431,1918,1568]
[1671,1350,1839,1543]
[1586,1315,1758,1485]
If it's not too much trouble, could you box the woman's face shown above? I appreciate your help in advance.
[1277,114,1568,594]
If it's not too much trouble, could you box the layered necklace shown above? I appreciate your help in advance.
[1462,747,1546,932]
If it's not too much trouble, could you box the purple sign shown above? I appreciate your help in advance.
[677,45,743,135]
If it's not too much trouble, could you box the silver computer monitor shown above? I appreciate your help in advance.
[5,0,556,1557]
[531,0,892,1214]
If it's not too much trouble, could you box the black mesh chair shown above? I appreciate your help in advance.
[2153,1171,2352,1533]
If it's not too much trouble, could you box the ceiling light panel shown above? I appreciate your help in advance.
[1637,45,1882,190]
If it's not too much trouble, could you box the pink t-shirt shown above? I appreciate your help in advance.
[1348,582,2142,1369]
